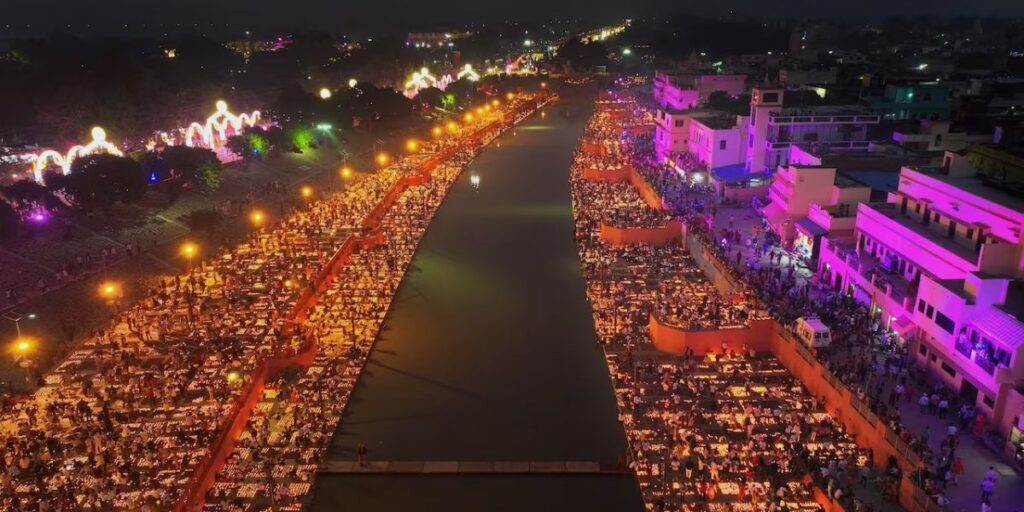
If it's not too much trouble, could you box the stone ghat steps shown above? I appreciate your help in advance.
[318,460,632,475]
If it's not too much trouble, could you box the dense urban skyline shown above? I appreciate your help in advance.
[4,0,1024,34]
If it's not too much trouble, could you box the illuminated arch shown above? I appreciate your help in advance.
[456,64,480,82]
[29,127,124,182]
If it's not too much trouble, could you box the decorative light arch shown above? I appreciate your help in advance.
[29,127,124,182]
[456,64,480,82]
[183,100,261,148]
[404,67,438,98]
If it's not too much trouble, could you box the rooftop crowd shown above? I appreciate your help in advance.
[0,94,547,511]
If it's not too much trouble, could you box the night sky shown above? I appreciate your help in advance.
[3,0,1024,35]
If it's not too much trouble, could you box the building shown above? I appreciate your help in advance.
[653,108,722,160]
[653,71,747,111]
[745,87,882,173]
[817,152,1024,441]
[688,116,747,170]
[862,83,950,121]
[778,67,837,86]
[768,141,933,257]
[892,120,993,152]
[762,145,875,251]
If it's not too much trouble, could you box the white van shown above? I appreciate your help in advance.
[795,317,832,349]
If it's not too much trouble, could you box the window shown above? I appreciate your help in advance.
[929,354,937,362]
[748,134,754,148]
[926,305,935,318]
[762,92,779,103]
[917,299,926,313]
[941,362,956,377]
[983,395,995,408]
[919,344,928,356]
[935,311,955,334]
[719,140,727,150]
[675,120,685,127]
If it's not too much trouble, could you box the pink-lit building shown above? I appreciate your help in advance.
[745,87,882,173]
[653,105,750,167]
[817,152,1024,441]
[763,158,872,252]
[687,116,747,170]
[653,71,747,111]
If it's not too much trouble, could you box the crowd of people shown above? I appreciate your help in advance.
[0,94,548,511]
[594,91,1001,511]
[201,141,485,511]
[571,98,879,512]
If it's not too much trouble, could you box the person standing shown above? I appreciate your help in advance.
[951,457,964,485]
[357,443,369,467]
[980,476,995,502]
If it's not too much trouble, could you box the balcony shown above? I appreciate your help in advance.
[858,203,983,271]
[808,204,858,235]
[768,113,881,125]
[976,356,997,375]
[954,337,972,359]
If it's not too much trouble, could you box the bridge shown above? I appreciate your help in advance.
[319,460,632,476]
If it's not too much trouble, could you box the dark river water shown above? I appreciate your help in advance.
[310,95,644,512]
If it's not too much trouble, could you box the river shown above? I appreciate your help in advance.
[310,93,644,512]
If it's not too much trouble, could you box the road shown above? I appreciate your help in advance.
[310,93,644,511]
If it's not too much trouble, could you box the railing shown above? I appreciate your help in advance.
[976,356,997,376]
[954,338,972,359]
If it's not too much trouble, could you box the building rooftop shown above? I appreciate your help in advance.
[841,170,901,193]
[998,279,1024,320]
[971,306,1024,349]
[913,166,1024,213]
[771,105,875,117]
[864,203,980,264]
[694,116,738,130]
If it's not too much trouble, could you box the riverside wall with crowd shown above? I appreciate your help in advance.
[0,93,553,512]
[573,91,947,512]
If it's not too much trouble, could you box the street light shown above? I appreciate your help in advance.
[464,112,474,122]
[227,371,240,384]
[99,281,121,300]
[319,87,332,100]
[13,338,31,354]
[376,152,390,167]
[348,78,358,88]
[506,92,515,100]
[491,99,500,107]
[10,337,35,385]
[432,126,443,137]
[340,166,353,180]
[446,121,458,132]
[405,139,419,152]
[301,185,313,199]
[181,242,197,271]
[250,210,265,227]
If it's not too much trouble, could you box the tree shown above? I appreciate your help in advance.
[197,160,223,191]
[225,134,253,160]
[152,145,222,197]
[0,200,19,239]
[185,208,224,234]
[61,154,146,207]
[2,180,48,206]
